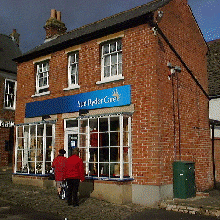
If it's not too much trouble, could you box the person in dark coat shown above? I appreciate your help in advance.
[64,147,85,206]
[52,149,67,197]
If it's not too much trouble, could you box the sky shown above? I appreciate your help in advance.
[0,0,220,54]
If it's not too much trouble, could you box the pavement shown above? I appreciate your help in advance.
[0,166,220,219]
[160,191,220,218]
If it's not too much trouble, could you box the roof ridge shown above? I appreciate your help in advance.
[0,33,11,39]
[67,0,164,35]
[208,38,220,45]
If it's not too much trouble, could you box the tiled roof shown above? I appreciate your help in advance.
[14,0,171,63]
[0,34,22,74]
[208,39,220,98]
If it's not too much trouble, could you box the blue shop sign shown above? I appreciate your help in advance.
[26,85,131,118]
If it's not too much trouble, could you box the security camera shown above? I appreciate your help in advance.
[158,11,164,18]
[156,11,164,23]
[167,62,173,68]
[175,66,181,72]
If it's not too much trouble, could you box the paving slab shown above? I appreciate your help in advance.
[0,167,219,219]
[159,191,220,218]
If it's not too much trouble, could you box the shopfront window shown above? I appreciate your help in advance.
[65,114,132,180]
[14,122,55,175]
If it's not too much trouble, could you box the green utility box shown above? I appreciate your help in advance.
[173,161,196,199]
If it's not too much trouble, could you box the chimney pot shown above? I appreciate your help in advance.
[51,9,56,18]
[57,11,61,21]
[10,29,20,46]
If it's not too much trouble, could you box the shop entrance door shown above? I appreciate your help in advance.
[65,131,78,157]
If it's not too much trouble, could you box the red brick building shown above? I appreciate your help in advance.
[13,0,213,205]
[208,39,220,189]
[0,30,21,167]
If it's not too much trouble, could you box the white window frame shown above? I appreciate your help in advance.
[4,79,17,110]
[14,122,55,175]
[64,114,132,180]
[64,51,80,90]
[35,61,49,95]
[97,39,124,85]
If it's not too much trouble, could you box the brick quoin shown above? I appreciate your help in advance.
[15,0,213,193]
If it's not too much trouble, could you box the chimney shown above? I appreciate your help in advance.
[10,29,20,46]
[44,9,67,42]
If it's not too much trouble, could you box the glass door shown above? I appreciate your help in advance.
[65,131,78,157]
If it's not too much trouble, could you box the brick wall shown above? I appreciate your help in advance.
[15,0,213,191]
[214,138,220,184]
[150,0,212,190]
[0,76,15,166]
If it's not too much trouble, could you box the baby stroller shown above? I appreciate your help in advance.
[60,181,68,200]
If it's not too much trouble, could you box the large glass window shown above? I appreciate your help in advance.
[15,122,55,175]
[65,114,132,180]
[4,79,16,109]
[101,39,122,82]
[36,61,49,94]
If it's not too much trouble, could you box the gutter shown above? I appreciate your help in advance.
[0,68,17,75]
[209,95,220,100]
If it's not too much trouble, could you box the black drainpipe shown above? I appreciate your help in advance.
[149,21,210,101]
[211,124,216,189]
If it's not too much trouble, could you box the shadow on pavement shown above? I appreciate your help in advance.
[0,200,62,220]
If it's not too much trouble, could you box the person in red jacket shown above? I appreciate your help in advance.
[64,147,85,206]
[52,149,67,197]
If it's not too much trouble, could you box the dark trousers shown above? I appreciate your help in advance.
[66,179,80,205]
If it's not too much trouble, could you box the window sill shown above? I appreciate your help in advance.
[13,173,50,177]
[85,176,133,182]
[96,75,124,84]
[31,91,50,98]
[63,85,80,91]
[3,107,15,111]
